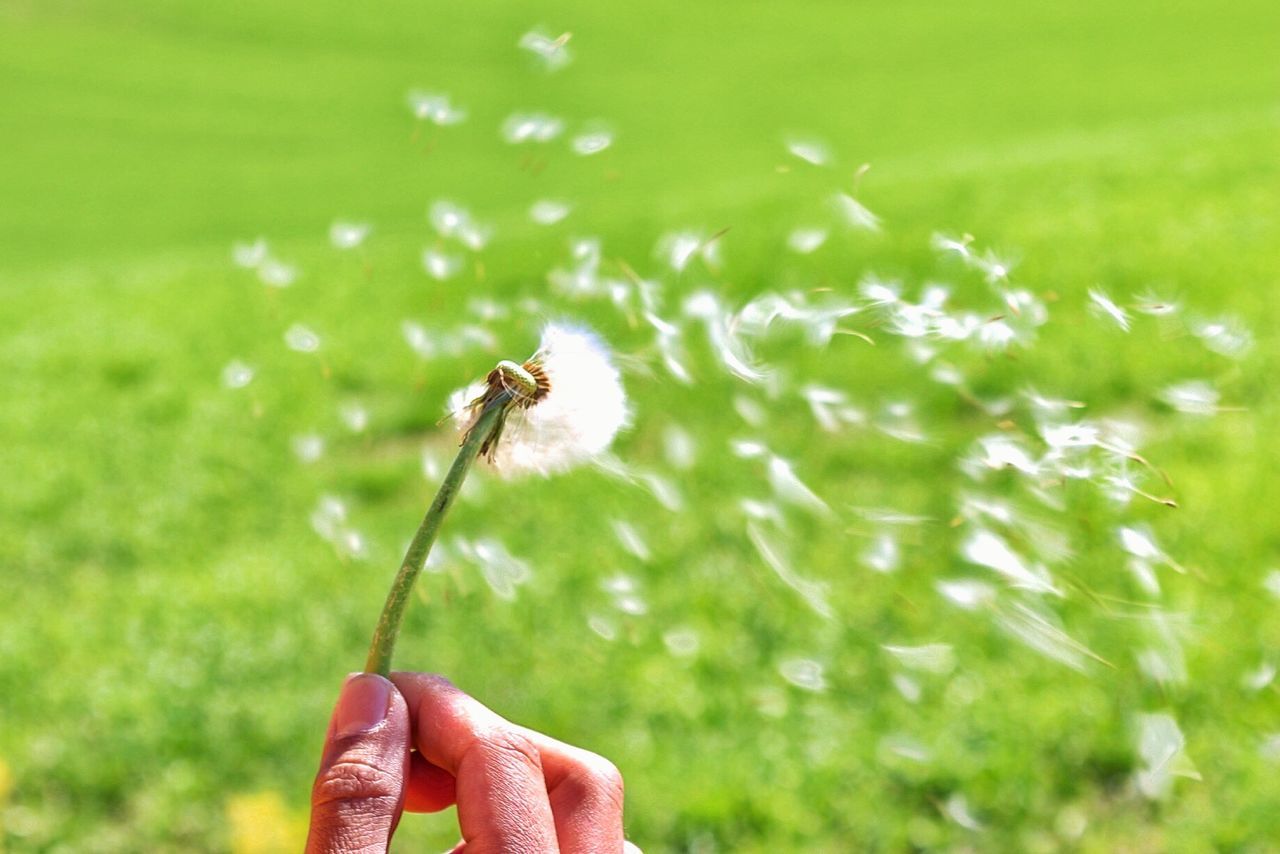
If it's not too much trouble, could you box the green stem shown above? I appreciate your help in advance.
[364,394,510,676]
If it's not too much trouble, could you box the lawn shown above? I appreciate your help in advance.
[1,1,1279,851]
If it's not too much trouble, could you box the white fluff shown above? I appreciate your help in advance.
[456,323,629,477]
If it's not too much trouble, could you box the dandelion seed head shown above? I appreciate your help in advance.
[467,323,628,477]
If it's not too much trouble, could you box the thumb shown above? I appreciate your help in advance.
[306,673,411,854]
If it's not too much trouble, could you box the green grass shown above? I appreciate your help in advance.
[2,1,1279,851]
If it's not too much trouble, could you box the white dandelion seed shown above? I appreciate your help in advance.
[291,433,325,463]
[407,90,467,125]
[422,247,463,280]
[784,135,831,166]
[787,227,828,254]
[832,192,881,232]
[882,643,956,675]
[1159,380,1220,416]
[518,28,573,71]
[530,199,572,225]
[961,529,1059,594]
[1135,713,1200,800]
[501,112,564,144]
[570,123,614,156]
[221,359,254,389]
[329,221,371,250]
[1191,315,1252,358]
[778,658,827,692]
[454,323,628,477]
[258,258,298,288]
[232,237,268,268]
[284,324,321,353]
[1088,288,1131,331]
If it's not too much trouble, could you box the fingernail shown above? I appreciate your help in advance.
[334,673,391,738]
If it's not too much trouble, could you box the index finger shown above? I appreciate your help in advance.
[390,673,559,854]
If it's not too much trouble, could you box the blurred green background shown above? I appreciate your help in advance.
[2,0,1278,851]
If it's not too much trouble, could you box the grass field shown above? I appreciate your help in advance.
[2,1,1279,851]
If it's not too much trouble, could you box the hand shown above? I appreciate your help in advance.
[305,672,639,853]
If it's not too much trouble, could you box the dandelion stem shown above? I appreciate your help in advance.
[364,393,510,676]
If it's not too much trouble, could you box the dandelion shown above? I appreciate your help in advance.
[451,323,629,477]
[364,323,628,675]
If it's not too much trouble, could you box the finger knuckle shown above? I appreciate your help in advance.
[312,758,400,809]
[477,729,544,777]
[567,751,626,811]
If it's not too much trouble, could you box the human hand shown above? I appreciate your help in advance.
[305,672,639,853]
